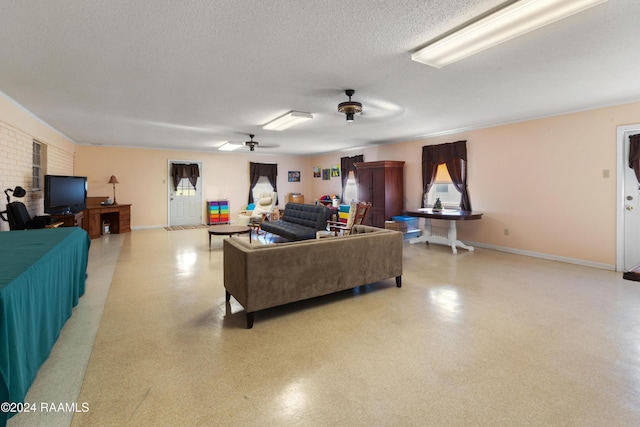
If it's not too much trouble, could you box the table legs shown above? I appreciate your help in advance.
[409,219,475,254]
[209,231,251,250]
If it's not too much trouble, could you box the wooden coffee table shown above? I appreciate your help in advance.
[208,225,252,248]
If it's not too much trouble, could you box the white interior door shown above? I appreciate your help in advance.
[169,161,202,226]
[620,129,640,271]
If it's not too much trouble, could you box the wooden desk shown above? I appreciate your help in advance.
[404,208,483,254]
[50,211,84,228]
[83,204,131,239]
[287,194,304,204]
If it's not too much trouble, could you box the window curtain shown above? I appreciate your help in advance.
[629,134,640,182]
[248,162,278,204]
[171,163,200,191]
[340,154,363,199]
[421,140,472,211]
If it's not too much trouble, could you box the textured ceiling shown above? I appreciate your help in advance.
[1,0,638,156]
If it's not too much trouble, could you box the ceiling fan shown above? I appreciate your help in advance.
[338,89,363,122]
[245,134,259,151]
[334,89,402,121]
[243,134,279,151]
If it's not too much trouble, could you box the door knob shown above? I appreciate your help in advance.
[626,205,634,211]
[627,196,634,201]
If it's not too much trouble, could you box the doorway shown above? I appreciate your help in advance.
[616,125,640,272]
[168,161,203,226]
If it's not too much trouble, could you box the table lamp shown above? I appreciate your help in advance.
[108,175,119,204]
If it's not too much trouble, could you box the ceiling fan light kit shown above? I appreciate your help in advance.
[411,0,608,68]
[245,134,259,151]
[263,110,313,131]
[338,89,363,122]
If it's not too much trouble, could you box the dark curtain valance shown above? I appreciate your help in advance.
[629,134,640,183]
[421,140,472,211]
[248,162,278,204]
[171,163,200,191]
[340,154,364,199]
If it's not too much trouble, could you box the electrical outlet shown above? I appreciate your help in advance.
[603,169,610,178]
[504,228,509,236]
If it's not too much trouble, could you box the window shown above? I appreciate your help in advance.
[175,178,196,196]
[32,140,42,191]
[249,162,277,204]
[342,171,358,203]
[340,154,363,201]
[252,176,274,201]
[424,163,461,208]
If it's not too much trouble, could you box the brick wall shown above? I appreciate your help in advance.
[0,121,74,231]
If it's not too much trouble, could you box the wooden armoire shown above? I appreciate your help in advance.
[354,160,405,228]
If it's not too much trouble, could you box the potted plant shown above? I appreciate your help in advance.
[433,198,443,212]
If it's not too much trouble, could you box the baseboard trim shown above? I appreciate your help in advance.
[123,229,615,271]
[464,241,615,271]
[131,225,167,230]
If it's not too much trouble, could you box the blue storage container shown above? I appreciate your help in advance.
[391,215,418,231]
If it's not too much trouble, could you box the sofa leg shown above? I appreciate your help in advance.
[246,312,254,329]
[225,290,231,302]
[396,276,402,288]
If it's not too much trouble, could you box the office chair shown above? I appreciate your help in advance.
[0,186,48,230]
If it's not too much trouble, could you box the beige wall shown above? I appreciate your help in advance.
[3,89,640,267]
[307,155,350,201]
[343,102,640,267]
[74,146,315,228]
[76,100,640,267]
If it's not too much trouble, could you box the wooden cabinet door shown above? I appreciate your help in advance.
[88,209,101,239]
[120,206,131,232]
[356,169,372,203]
[384,166,404,221]
[355,161,404,228]
[367,168,385,227]
[357,167,386,227]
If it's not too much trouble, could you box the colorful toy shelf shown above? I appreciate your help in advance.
[207,200,229,224]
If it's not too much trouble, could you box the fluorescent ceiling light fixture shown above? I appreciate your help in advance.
[218,142,243,151]
[263,111,313,131]
[411,0,607,68]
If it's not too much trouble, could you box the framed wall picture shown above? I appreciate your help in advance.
[331,165,340,177]
[288,171,300,182]
[322,168,330,180]
[313,166,321,178]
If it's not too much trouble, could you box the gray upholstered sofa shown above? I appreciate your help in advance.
[259,202,332,241]
[223,224,403,328]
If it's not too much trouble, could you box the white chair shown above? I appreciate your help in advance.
[237,192,277,226]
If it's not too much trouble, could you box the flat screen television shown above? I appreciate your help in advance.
[44,175,88,214]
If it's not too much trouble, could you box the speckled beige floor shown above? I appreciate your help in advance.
[9,228,640,426]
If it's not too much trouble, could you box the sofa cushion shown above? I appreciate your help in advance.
[280,203,332,228]
[260,203,332,241]
[261,220,320,241]
[351,224,383,234]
